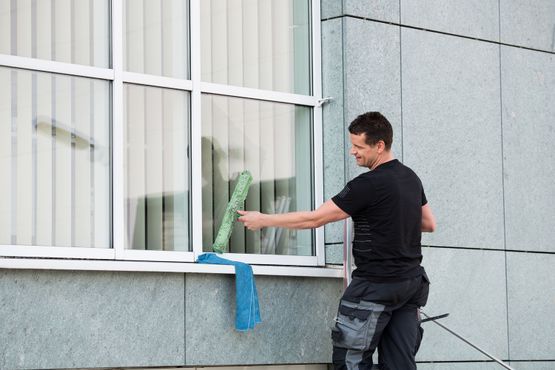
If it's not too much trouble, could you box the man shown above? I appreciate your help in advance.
[238,112,436,369]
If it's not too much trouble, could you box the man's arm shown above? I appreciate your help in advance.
[237,199,349,231]
[421,203,436,232]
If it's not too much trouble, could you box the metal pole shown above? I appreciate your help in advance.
[343,218,354,289]
[420,311,515,370]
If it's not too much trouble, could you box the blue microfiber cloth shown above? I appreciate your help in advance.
[196,253,261,331]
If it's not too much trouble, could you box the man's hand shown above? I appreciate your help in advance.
[237,210,267,231]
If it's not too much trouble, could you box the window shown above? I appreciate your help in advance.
[202,95,313,256]
[124,0,189,79]
[124,84,190,252]
[200,0,311,95]
[0,0,109,67]
[0,0,326,270]
[0,67,110,248]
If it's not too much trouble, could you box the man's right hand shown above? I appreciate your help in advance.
[237,210,267,231]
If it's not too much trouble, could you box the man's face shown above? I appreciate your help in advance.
[349,133,379,168]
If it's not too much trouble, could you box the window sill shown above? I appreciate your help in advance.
[0,257,343,278]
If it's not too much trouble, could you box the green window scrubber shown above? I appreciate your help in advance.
[212,170,253,253]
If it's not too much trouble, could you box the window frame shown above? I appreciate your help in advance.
[0,0,330,272]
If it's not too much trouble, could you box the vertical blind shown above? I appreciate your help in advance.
[122,0,191,251]
[124,0,189,78]
[0,67,110,248]
[0,0,109,67]
[0,0,110,248]
[200,0,311,95]
[124,84,190,251]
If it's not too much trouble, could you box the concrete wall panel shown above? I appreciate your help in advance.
[321,0,399,23]
[185,274,343,365]
[321,0,343,20]
[500,0,555,52]
[322,18,346,247]
[508,362,555,370]
[401,0,499,41]
[344,0,400,23]
[418,363,506,370]
[0,270,185,370]
[344,19,402,179]
[325,244,343,265]
[501,46,555,253]
[402,29,504,250]
[506,252,555,360]
[417,247,508,361]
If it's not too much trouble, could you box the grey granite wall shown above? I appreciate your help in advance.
[185,274,342,365]
[0,269,342,369]
[321,0,555,367]
[0,270,185,369]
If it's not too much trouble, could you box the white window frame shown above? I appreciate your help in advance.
[0,0,331,275]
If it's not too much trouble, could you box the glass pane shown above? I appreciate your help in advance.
[124,0,190,79]
[200,0,311,95]
[124,84,190,251]
[0,67,110,247]
[0,0,110,67]
[202,94,313,256]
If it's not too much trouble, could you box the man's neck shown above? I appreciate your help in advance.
[369,152,394,170]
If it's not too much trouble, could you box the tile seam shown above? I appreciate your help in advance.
[424,245,555,255]
[498,0,511,361]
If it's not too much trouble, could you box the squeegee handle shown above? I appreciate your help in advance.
[420,311,515,370]
[212,170,253,253]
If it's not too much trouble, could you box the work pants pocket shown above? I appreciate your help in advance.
[416,272,430,307]
[332,300,381,351]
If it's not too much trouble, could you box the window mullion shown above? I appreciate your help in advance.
[0,54,113,80]
[312,0,325,265]
[199,81,319,107]
[112,0,125,259]
[190,0,203,260]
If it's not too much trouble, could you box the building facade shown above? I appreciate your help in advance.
[1,1,554,369]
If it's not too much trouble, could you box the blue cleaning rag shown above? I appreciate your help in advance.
[196,253,261,331]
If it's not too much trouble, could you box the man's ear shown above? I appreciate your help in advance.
[377,140,386,153]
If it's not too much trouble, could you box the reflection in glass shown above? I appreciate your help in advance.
[200,0,311,95]
[124,84,190,251]
[202,94,313,256]
[124,0,190,79]
[0,0,110,67]
[0,67,110,247]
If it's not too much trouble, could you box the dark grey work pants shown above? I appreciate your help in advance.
[331,273,430,370]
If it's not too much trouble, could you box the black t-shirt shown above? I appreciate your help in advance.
[332,159,427,282]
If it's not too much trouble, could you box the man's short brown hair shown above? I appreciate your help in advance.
[348,112,393,150]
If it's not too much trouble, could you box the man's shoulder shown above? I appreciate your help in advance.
[340,171,375,195]
[349,170,374,184]
[393,161,422,179]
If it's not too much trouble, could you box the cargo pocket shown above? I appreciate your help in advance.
[332,300,375,351]
[416,273,430,307]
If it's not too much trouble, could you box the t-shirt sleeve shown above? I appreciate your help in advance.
[332,177,375,216]
[421,187,428,206]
